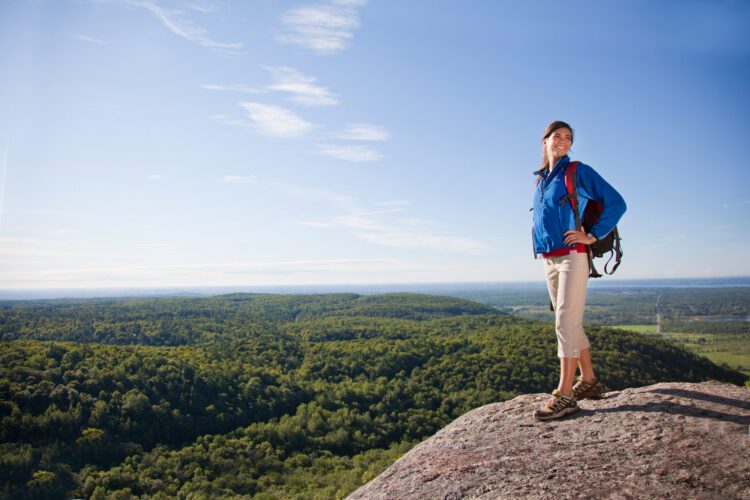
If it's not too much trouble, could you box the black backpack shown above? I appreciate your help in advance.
[561,161,623,278]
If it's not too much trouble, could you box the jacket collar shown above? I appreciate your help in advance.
[533,155,570,178]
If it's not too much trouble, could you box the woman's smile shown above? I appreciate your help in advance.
[544,129,573,167]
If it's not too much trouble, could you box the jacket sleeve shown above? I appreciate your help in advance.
[576,163,626,240]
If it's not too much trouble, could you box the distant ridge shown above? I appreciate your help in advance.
[1,276,748,300]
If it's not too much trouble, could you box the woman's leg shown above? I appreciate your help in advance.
[557,356,578,396]
[545,253,591,394]
[537,254,601,418]
[577,348,596,383]
[548,253,590,358]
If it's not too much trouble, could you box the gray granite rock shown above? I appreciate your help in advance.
[348,381,750,500]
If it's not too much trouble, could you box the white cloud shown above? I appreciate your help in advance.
[265,66,338,107]
[147,174,161,180]
[378,200,410,207]
[74,35,111,44]
[333,208,407,230]
[270,182,357,208]
[201,84,265,94]
[316,144,382,162]
[277,0,366,55]
[0,257,424,288]
[274,182,489,254]
[332,0,367,5]
[334,213,384,230]
[91,0,243,55]
[210,114,250,128]
[0,237,101,258]
[136,0,242,53]
[333,123,390,141]
[219,175,257,184]
[239,102,315,138]
[184,1,218,13]
[2,209,71,216]
[292,220,334,228]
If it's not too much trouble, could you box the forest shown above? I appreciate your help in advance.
[0,292,746,499]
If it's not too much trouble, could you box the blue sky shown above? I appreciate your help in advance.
[1,0,749,290]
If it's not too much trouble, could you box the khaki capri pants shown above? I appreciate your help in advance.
[543,252,591,358]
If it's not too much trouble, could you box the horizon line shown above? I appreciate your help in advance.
[1,275,749,301]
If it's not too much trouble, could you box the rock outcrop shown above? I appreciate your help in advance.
[349,381,750,499]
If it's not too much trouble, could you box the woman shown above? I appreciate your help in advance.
[531,120,626,421]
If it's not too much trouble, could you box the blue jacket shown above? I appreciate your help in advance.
[532,155,626,255]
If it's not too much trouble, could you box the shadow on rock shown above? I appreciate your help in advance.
[646,387,750,410]
[579,401,750,425]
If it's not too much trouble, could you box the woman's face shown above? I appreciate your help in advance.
[544,127,572,163]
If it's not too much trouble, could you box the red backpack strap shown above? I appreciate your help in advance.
[563,161,580,213]
[564,160,600,278]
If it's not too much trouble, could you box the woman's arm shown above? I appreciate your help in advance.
[576,163,627,239]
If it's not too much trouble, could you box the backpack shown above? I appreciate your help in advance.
[562,161,623,278]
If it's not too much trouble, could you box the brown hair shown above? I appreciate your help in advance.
[541,120,574,170]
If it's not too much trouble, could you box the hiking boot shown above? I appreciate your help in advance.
[572,376,605,401]
[534,390,579,421]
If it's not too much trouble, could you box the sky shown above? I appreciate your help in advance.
[0,0,749,291]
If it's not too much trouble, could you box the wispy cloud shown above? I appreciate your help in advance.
[331,208,410,231]
[0,257,424,287]
[74,34,111,45]
[270,182,357,208]
[265,66,338,107]
[184,1,218,13]
[317,123,389,163]
[0,143,8,230]
[136,0,242,53]
[333,123,390,141]
[0,237,101,258]
[277,0,367,55]
[239,102,315,138]
[277,181,489,254]
[91,0,242,55]
[201,84,265,94]
[316,144,382,162]
[334,212,384,231]
[2,208,72,216]
[210,114,250,128]
[212,175,488,256]
[219,175,257,184]
[293,220,334,228]
[378,200,410,207]
[147,174,161,180]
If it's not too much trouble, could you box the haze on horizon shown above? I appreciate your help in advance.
[1,0,749,290]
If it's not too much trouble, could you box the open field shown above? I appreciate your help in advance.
[612,324,750,376]
[452,285,749,377]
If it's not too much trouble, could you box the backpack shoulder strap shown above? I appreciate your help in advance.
[562,161,581,227]
[563,161,580,212]
[564,161,601,278]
